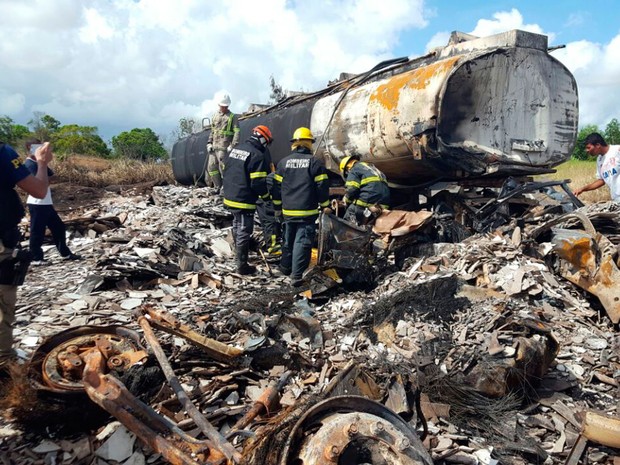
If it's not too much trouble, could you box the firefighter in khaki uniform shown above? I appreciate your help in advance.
[0,141,52,372]
[222,126,273,275]
[206,94,240,192]
[339,155,390,226]
[271,128,330,286]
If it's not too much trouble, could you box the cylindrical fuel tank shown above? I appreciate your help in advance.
[171,100,318,186]
[172,29,578,187]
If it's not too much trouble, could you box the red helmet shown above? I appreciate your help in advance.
[252,125,273,145]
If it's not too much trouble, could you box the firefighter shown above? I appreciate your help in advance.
[271,127,330,286]
[206,94,240,193]
[339,155,390,226]
[222,125,272,275]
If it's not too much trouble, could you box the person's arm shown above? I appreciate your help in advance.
[272,163,283,213]
[573,179,605,196]
[313,159,330,208]
[344,166,362,203]
[16,143,52,198]
[231,114,240,147]
[207,115,215,150]
[249,153,268,199]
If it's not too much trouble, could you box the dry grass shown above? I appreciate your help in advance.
[52,155,175,187]
[538,159,611,204]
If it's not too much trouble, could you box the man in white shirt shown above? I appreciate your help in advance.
[573,133,620,202]
[24,139,80,264]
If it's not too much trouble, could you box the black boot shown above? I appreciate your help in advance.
[236,244,256,275]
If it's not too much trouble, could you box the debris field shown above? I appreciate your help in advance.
[1,184,619,465]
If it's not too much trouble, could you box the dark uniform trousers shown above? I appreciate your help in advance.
[280,218,316,280]
[28,204,71,260]
[256,199,281,252]
[343,204,369,226]
[231,210,254,250]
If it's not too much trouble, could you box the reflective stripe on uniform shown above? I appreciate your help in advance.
[314,173,328,182]
[260,192,270,199]
[273,174,283,182]
[360,176,383,185]
[353,198,389,209]
[208,170,220,176]
[283,208,319,217]
[272,199,282,205]
[249,171,267,179]
[345,180,360,188]
[214,113,236,136]
[319,200,330,207]
[223,198,256,210]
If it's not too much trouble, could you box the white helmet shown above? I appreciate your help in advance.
[218,94,231,107]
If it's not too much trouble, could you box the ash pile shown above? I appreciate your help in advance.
[1,184,619,465]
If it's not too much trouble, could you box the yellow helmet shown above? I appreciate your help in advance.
[290,127,315,142]
[339,155,359,173]
[339,156,352,173]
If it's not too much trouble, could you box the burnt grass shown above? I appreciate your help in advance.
[355,275,469,337]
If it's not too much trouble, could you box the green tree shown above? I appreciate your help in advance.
[28,112,61,141]
[111,128,168,161]
[0,115,33,147]
[11,125,31,146]
[51,124,110,158]
[0,115,15,143]
[571,124,600,160]
[604,118,620,145]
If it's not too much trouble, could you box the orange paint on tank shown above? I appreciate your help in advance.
[370,56,461,111]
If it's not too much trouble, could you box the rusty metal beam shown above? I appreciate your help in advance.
[82,349,225,465]
[227,371,291,437]
[137,306,244,363]
[137,314,242,464]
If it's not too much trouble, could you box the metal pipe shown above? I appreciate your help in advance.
[137,315,242,464]
[82,349,217,465]
[227,371,291,436]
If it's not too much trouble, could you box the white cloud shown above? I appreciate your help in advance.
[79,8,115,44]
[424,9,554,56]
[0,92,26,115]
[469,9,547,39]
[2,1,618,142]
[425,31,451,52]
[0,0,429,140]
[553,33,620,127]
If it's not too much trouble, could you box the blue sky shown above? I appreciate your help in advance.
[1,0,619,144]
[397,0,615,55]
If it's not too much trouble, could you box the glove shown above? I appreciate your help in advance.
[227,145,233,153]
[322,207,333,215]
[207,143,213,153]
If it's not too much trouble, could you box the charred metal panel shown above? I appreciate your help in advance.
[437,48,578,177]
[170,130,210,186]
[239,98,317,166]
[311,57,461,181]
[172,100,317,186]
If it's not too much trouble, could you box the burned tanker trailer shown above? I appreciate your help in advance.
[172,29,578,205]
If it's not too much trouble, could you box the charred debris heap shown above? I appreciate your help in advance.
[0,183,618,465]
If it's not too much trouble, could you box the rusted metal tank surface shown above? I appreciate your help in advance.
[172,29,578,187]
